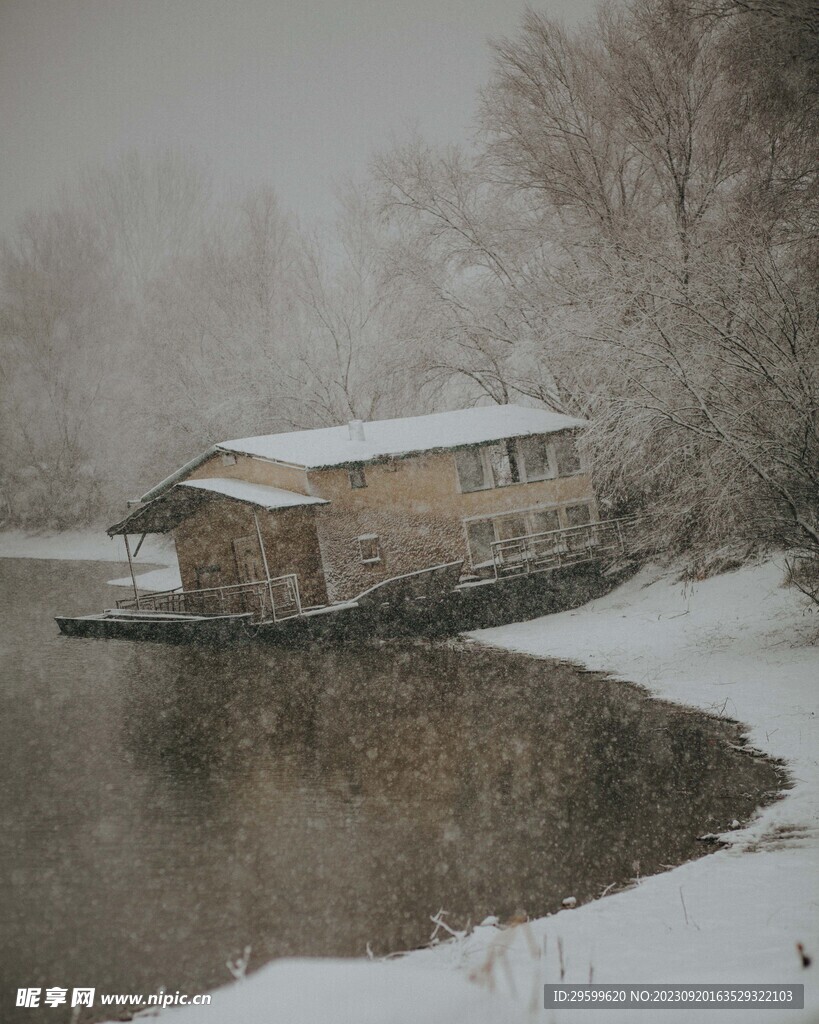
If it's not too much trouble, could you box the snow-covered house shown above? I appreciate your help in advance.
[109,405,598,611]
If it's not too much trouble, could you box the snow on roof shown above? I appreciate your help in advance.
[178,478,328,509]
[219,405,586,470]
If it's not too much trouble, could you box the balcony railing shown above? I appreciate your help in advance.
[490,517,633,578]
[116,574,302,623]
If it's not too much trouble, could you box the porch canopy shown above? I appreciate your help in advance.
[107,477,328,537]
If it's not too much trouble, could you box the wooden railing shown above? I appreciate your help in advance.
[490,517,633,578]
[116,574,302,623]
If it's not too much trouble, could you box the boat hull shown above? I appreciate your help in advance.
[251,562,622,645]
[55,562,630,646]
[55,611,253,643]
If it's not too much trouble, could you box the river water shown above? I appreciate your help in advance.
[0,559,783,1021]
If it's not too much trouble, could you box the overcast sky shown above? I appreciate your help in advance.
[1,0,599,236]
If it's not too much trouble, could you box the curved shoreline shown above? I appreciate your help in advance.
[158,560,818,1024]
[410,561,818,1020]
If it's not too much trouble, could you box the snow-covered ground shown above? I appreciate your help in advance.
[0,529,181,589]
[0,528,176,566]
[106,565,182,591]
[159,559,819,1024]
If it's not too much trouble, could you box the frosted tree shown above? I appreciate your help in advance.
[0,205,117,525]
[289,184,427,427]
[373,0,818,583]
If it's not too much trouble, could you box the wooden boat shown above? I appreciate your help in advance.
[55,519,637,645]
[55,548,631,646]
[55,608,254,643]
[55,561,467,645]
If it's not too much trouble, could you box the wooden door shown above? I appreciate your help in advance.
[232,536,266,616]
[233,536,264,583]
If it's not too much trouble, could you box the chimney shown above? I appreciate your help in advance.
[348,419,365,442]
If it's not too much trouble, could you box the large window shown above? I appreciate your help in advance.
[456,442,522,492]
[553,435,582,476]
[487,441,521,487]
[563,503,594,553]
[495,514,527,541]
[530,507,560,535]
[454,448,489,492]
[519,436,554,482]
[564,502,592,527]
[465,519,496,566]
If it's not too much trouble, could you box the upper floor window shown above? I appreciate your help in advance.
[456,433,583,492]
[518,436,554,482]
[456,441,521,492]
[348,465,367,489]
[553,435,582,476]
[454,448,489,492]
[487,441,521,487]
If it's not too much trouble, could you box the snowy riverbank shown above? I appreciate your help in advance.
[5,533,814,1022]
[149,558,818,1024]
[0,529,182,590]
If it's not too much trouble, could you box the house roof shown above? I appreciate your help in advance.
[108,478,326,536]
[179,478,328,508]
[219,405,586,470]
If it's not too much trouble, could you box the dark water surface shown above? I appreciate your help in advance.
[1,559,783,1022]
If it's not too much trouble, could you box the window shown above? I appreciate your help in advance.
[495,514,526,541]
[221,452,237,466]
[486,441,521,487]
[529,508,560,535]
[528,507,564,557]
[465,519,496,566]
[564,503,594,553]
[358,534,381,563]
[457,442,524,492]
[494,515,528,565]
[349,465,367,489]
[564,502,592,527]
[519,436,554,482]
[553,434,582,476]
[455,448,488,492]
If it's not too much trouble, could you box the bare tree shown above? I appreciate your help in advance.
[147,186,301,457]
[289,184,423,426]
[0,204,117,524]
[375,138,570,410]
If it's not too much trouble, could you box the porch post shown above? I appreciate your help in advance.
[123,534,141,609]
[253,511,275,619]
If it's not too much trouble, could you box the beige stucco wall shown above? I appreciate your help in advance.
[307,446,596,603]
[187,452,312,495]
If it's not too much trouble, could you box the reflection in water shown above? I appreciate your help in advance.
[0,560,783,1022]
